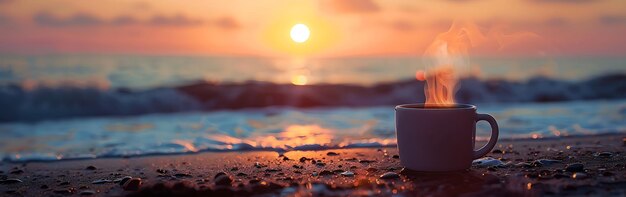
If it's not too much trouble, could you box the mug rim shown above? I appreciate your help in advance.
[395,103,476,111]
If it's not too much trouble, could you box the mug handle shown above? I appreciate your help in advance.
[473,114,499,159]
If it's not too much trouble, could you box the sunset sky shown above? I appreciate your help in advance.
[0,0,625,57]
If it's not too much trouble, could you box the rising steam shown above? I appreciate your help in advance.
[422,21,542,106]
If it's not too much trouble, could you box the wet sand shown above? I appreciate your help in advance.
[1,134,625,196]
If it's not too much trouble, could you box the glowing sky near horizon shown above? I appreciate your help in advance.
[0,0,625,57]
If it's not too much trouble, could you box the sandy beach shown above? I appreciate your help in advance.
[0,133,624,196]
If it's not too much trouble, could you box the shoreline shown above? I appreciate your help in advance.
[1,133,625,196]
[2,132,624,164]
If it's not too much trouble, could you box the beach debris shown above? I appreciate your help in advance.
[379,172,400,179]
[319,170,333,176]
[572,172,589,179]
[123,178,142,191]
[79,190,96,195]
[0,178,23,184]
[114,176,132,185]
[392,155,400,159]
[594,152,613,158]
[326,152,340,156]
[91,179,112,184]
[156,169,168,174]
[85,165,97,170]
[340,171,355,177]
[565,163,585,172]
[214,173,233,186]
[473,157,505,168]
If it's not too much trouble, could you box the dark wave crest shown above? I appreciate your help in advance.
[1,74,625,122]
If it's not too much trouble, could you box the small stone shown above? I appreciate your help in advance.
[10,170,23,174]
[292,165,303,169]
[379,172,400,179]
[156,169,168,174]
[236,172,248,177]
[0,179,22,184]
[58,181,70,186]
[299,157,308,163]
[473,157,505,168]
[91,179,112,184]
[533,159,562,167]
[366,167,377,172]
[333,169,345,174]
[572,172,588,179]
[340,171,355,177]
[79,190,96,196]
[85,166,97,170]
[122,178,142,191]
[392,155,400,159]
[316,162,326,167]
[265,168,281,173]
[319,170,333,176]
[215,172,227,179]
[595,152,613,158]
[114,176,132,186]
[174,173,193,178]
[326,152,339,156]
[359,160,375,164]
[565,163,585,172]
[254,162,266,168]
[230,167,239,171]
[215,174,233,186]
[40,184,49,189]
[282,156,290,161]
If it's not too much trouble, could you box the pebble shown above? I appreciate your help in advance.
[594,152,613,158]
[319,170,333,176]
[156,169,168,174]
[565,163,585,172]
[379,172,400,179]
[316,162,326,167]
[174,173,193,178]
[292,165,303,169]
[40,184,49,189]
[572,172,589,179]
[79,190,96,196]
[230,167,239,171]
[91,179,112,184]
[359,160,375,164]
[392,155,400,159]
[340,171,355,177]
[122,178,142,191]
[214,174,233,186]
[10,170,23,174]
[85,166,97,170]
[114,176,132,186]
[0,178,23,184]
[532,159,562,167]
[215,172,227,179]
[326,152,340,156]
[265,168,281,173]
[473,157,505,168]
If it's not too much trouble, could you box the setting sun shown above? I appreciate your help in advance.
[291,74,308,85]
[290,24,310,43]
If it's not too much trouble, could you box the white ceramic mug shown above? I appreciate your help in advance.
[395,104,499,172]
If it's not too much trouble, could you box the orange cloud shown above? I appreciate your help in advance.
[321,0,380,14]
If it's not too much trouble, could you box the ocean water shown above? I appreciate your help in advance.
[1,54,625,89]
[1,99,625,162]
[0,54,625,162]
